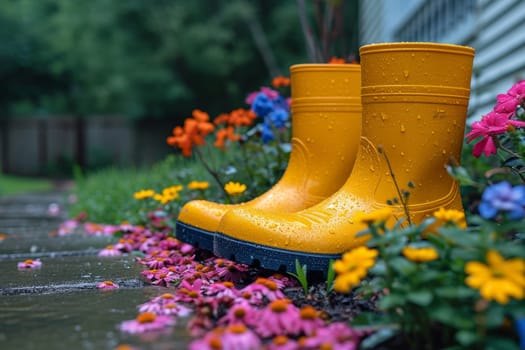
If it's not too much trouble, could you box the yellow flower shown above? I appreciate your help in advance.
[465,250,525,304]
[352,207,393,225]
[188,181,210,190]
[333,246,378,293]
[433,207,466,227]
[133,189,155,200]
[224,181,246,196]
[402,246,439,263]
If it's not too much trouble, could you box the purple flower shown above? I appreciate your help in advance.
[479,181,525,220]
[255,299,301,337]
[138,293,192,317]
[120,312,175,334]
[189,325,261,350]
[97,280,119,290]
[17,259,42,270]
[98,245,122,257]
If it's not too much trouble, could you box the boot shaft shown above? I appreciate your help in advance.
[284,64,362,199]
[359,43,475,203]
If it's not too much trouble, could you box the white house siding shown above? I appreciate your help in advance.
[358,0,525,122]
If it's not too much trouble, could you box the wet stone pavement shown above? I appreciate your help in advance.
[0,191,192,350]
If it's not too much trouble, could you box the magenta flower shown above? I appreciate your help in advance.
[294,305,325,336]
[218,301,260,327]
[189,325,261,350]
[17,259,42,270]
[57,219,78,236]
[139,293,192,317]
[268,335,299,350]
[141,267,178,287]
[120,312,175,334]
[203,281,240,300]
[494,80,525,116]
[466,111,525,157]
[97,280,119,290]
[239,278,286,305]
[98,245,122,257]
[300,322,366,350]
[255,299,301,337]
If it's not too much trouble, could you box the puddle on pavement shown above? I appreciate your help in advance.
[1,255,144,292]
[0,230,114,256]
[0,287,193,350]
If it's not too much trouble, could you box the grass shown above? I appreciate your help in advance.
[0,174,53,196]
[69,154,218,224]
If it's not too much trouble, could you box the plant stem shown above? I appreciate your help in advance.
[194,147,231,201]
[379,146,412,226]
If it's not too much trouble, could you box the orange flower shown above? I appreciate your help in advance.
[272,75,291,88]
[214,126,241,150]
[328,56,346,64]
[214,113,230,125]
[229,108,256,126]
[167,109,216,156]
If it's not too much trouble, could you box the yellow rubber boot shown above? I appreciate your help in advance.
[176,64,362,250]
[214,42,474,271]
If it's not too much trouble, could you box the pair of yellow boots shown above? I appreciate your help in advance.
[176,42,475,272]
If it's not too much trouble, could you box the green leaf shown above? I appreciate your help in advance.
[455,330,478,346]
[379,294,406,309]
[406,290,433,306]
[388,257,417,275]
[429,304,474,329]
[485,336,521,350]
[359,328,400,349]
[435,286,475,299]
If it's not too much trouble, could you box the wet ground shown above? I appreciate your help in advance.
[0,192,192,350]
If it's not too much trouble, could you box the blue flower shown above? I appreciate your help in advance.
[516,317,525,350]
[260,121,275,143]
[251,93,274,118]
[268,108,289,128]
[478,181,525,220]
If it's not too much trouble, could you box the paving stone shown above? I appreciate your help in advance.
[0,191,193,349]
[0,288,193,350]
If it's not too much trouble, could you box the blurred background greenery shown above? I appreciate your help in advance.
[0,0,359,183]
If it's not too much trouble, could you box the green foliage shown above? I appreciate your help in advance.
[68,154,214,224]
[0,0,309,118]
[349,210,524,349]
[0,173,52,196]
[288,259,309,296]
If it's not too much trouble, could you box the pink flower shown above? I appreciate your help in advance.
[294,305,325,336]
[204,281,240,299]
[255,299,301,337]
[239,278,286,305]
[17,259,42,269]
[47,203,60,216]
[58,219,78,236]
[268,335,299,350]
[98,245,122,257]
[300,322,366,350]
[218,301,259,327]
[120,312,175,334]
[138,293,192,317]
[190,325,261,350]
[495,80,525,116]
[245,86,280,104]
[97,280,119,290]
[141,267,178,287]
[466,111,525,157]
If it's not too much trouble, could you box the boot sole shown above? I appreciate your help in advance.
[214,232,341,272]
[175,221,214,251]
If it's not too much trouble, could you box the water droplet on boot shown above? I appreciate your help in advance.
[400,124,406,132]
[403,70,409,78]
